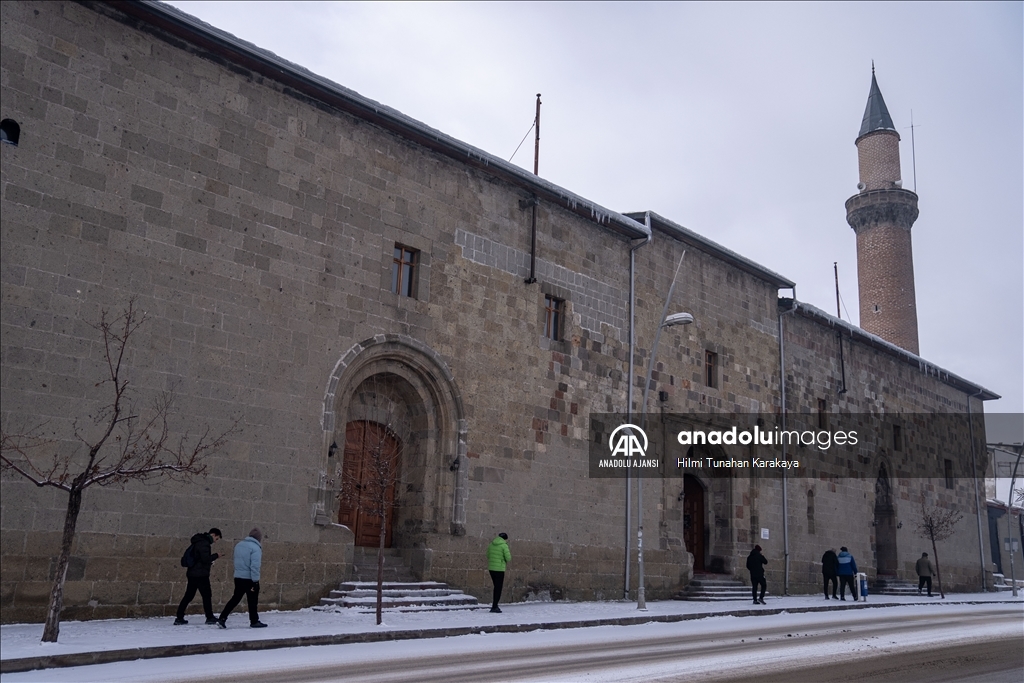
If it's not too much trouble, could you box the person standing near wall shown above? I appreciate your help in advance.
[746,544,768,605]
[821,547,839,599]
[916,552,935,597]
[217,528,266,628]
[487,533,511,613]
[836,546,859,600]
[174,527,222,625]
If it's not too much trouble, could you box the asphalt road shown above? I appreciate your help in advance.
[197,605,1023,683]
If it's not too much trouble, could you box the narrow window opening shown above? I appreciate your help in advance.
[0,119,20,146]
[943,459,954,489]
[893,425,902,452]
[704,350,718,388]
[817,399,828,429]
[391,245,418,298]
[806,489,815,535]
[543,294,563,341]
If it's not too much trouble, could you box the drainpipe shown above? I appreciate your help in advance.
[778,294,798,595]
[625,220,651,600]
[966,389,988,591]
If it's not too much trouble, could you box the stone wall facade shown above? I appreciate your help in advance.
[1,1,992,623]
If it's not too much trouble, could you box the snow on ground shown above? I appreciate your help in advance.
[3,592,1012,661]
[2,598,1021,682]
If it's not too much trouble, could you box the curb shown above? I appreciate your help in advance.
[1,599,1017,674]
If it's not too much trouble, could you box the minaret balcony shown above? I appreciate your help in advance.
[845,187,919,233]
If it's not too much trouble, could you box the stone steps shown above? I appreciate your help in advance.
[870,577,919,595]
[992,574,1023,591]
[675,574,761,601]
[319,581,479,609]
[318,547,479,610]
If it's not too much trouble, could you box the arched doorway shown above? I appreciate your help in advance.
[338,420,401,547]
[874,464,898,576]
[683,473,706,572]
[320,334,468,565]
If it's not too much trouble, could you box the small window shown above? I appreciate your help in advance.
[893,425,902,452]
[0,119,20,146]
[806,489,815,535]
[943,459,953,489]
[704,350,718,388]
[391,245,418,298]
[817,399,828,429]
[543,295,563,341]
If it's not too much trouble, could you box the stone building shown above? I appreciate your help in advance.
[0,0,996,623]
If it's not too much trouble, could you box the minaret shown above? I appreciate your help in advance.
[845,66,920,355]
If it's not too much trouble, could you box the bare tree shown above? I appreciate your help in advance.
[915,500,963,599]
[338,379,404,625]
[0,299,234,642]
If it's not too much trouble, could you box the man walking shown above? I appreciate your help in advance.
[487,532,511,613]
[836,546,858,600]
[217,528,266,628]
[746,544,768,605]
[916,552,935,597]
[821,547,839,599]
[174,527,221,625]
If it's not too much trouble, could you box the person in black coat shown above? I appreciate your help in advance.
[174,528,222,625]
[821,548,839,599]
[746,545,768,605]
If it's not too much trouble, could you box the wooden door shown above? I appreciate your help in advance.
[683,474,706,572]
[337,421,399,547]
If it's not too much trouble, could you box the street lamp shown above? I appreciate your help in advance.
[636,250,693,610]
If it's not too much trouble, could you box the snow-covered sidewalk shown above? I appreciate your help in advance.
[2,592,1021,673]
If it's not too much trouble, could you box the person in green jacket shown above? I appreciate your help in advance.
[486,533,511,613]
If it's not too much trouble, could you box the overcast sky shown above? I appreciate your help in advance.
[165,1,1023,426]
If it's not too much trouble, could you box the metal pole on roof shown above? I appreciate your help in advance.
[534,94,541,176]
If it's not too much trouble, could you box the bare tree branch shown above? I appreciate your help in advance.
[915,499,963,599]
[1,297,237,642]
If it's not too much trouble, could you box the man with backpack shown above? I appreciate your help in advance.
[174,527,222,625]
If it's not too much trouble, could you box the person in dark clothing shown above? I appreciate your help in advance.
[174,527,222,625]
[746,545,768,604]
[836,546,858,600]
[821,548,839,599]
[916,552,935,597]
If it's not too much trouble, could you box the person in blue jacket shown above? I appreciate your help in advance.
[217,528,267,628]
[836,546,859,600]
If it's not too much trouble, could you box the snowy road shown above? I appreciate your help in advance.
[4,602,1020,682]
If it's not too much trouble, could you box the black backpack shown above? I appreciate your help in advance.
[180,542,197,568]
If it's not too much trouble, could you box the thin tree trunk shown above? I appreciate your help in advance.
[376,520,386,625]
[42,487,83,642]
[930,536,944,599]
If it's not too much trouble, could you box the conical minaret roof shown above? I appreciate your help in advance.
[858,66,895,138]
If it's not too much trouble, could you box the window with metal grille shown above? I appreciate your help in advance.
[543,295,563,341]
[391,245,418,298]
[704,350,718,388]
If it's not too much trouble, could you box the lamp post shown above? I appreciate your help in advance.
[637,250,692,610]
